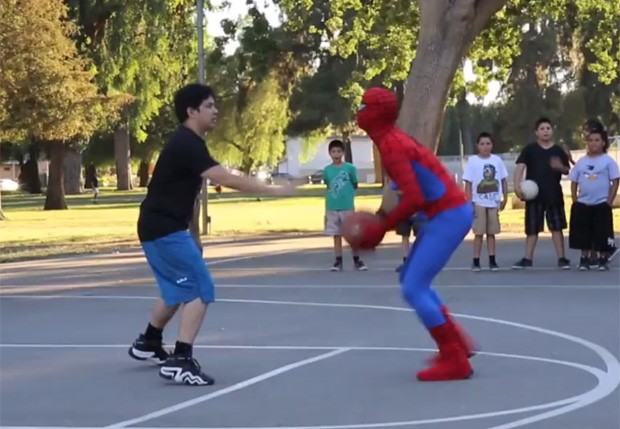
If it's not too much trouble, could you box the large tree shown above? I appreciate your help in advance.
[65,0,200,190]
[0,0,128,210]
[279,0,619,152]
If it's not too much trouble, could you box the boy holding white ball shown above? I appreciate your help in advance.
[512,117,571,269]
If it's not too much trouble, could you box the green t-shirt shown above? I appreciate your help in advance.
[323,162,358,211]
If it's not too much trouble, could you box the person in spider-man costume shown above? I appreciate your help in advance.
[355,87,477,382]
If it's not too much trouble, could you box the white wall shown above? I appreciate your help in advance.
[279,135,375,178]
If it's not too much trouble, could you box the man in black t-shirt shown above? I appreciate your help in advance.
[128,83,299,386]
[512,117,571,270]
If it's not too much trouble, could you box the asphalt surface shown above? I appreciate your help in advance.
[1,235,619,429]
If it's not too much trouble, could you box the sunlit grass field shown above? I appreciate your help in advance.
[1,184,618,261]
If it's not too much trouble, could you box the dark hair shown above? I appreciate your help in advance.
[584,120,610,152]
[535,117,552,129]
[582,119,605,134]
[477,132,493,144]
[173,83,216,123]
[328,139,345,151]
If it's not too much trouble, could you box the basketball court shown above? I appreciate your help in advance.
[1,236,619,429]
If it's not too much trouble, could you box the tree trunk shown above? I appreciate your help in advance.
[398,0,508,150]
[114,128,132,190]
[342,131,353,164]
[44,141,67,210]
[0,144,4,220]
[63,147,83,195]
[19,144,42,194]
[456,92,474,155]
[138,150,154,187]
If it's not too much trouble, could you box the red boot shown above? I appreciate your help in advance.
[417,322,473,382]
[426,306,477,365]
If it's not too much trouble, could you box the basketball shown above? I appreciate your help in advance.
[342,211,382,249]
[520,180,539,201]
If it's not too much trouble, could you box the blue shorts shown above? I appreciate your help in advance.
[141,230,215,307]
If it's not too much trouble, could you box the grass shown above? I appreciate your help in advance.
[1,184,619,262]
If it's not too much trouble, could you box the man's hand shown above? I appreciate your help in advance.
[268,182,301,197]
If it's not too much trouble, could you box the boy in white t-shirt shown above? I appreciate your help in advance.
[462,132,509,271]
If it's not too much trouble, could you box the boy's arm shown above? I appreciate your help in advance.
[608,160,620,206]
[571,181,578,203]
[464,181,473,201]
[609,179,619,206]
[513,146,528,199]
[500,178,508,210]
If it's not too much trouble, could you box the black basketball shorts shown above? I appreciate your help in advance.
[569,202,615,252]
[524,200,567,235]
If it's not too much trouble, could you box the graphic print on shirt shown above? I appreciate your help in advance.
[476,164,499,198]
[329,170,351,198]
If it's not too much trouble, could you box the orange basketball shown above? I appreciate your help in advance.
[342,211,381,249]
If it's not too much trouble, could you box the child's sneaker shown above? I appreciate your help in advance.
[354,259,368,271]
[577,257,590,271]
[598,257,609,271]
[558,257,571,270]
[471,261,481,272]
[512,258,532,269]
[489,261,500,272]
[330,259,343,271]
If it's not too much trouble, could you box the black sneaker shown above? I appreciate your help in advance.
[577,257,590,271]
[159,355,215,386]
[471,261,481,272]
[598,257,609,271]
[558,257,571,270]
[330,259,343,271]
[512,258,532,269]
[128,334,170,365]
[354,259,368,271]
[489,261,500,272]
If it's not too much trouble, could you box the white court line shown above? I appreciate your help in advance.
[208,265,620,272]
[0,348,611,429]
[2,297,620,429]
[1,281,618,296]
[103,348,349,428]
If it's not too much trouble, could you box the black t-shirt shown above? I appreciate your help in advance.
[515,142,569,205]
[137,126,219,242]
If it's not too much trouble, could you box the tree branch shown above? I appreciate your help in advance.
[469,0,509,43]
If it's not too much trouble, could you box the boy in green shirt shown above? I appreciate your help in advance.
[323,139,368,271]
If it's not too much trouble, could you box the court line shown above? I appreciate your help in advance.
[104,348,349,428]
[1,281,618,296]
[0,250,296,295]
[208,265,620,272]
[0,345,607,429]
[2,297,619,429]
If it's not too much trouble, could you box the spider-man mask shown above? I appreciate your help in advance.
[356,87,399,138]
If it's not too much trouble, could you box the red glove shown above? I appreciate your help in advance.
[357,220,387,249]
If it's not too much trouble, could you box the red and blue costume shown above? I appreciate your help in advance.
[356,87,477,382]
